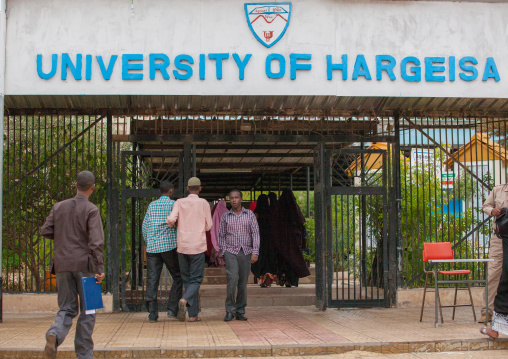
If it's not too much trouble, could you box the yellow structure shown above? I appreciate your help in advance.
[346,142,389,177]
[445,133,508,186]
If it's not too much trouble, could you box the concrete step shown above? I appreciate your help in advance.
[125,284,317,308]
[202,266,316,285]
[200,284,316,308]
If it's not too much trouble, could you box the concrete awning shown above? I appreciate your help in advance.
[5,95,508,117]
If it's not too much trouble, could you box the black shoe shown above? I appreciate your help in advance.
[235,313,248,321]
[224,312,234,322]
[167,310,178,319]
[148,312,158,323]
[44,334,57,359]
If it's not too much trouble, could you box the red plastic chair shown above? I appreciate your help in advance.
[420,242,476,323]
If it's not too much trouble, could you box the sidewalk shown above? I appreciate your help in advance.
[0,306,507,358]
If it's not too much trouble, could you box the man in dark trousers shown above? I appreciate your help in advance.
[40,171,105,359]
[218,190,260,321]
[166,177,213,322]
[142,181,182,322]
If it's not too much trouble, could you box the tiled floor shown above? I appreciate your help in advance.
[221,352,508,359]
[0,306,507,357]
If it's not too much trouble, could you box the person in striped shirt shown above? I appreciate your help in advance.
[142,181,182,323]
[219,189,260,321]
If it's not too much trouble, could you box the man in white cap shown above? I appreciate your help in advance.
[167,177,213,322]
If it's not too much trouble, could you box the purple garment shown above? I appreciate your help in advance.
[210,200,228,253]
[218,207,260,255]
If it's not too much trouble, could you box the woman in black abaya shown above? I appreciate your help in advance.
[272,189,310,287]
[251,194,278,287]
[268,192,278,210]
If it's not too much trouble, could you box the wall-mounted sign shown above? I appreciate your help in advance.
[411,148,435,164]
[442,171,455,189]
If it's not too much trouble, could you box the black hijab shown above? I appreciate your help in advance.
[268,192,278,210]
[255,194,270,217]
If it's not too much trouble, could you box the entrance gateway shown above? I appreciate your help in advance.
[113,116,396,311]
[2,0,508,318]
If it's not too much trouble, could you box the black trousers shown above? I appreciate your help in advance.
[494,235,508,315]
[145,248,183,319]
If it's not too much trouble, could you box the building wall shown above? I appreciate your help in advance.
[4,0,508,97]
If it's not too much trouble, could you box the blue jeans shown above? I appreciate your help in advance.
[178,252,205,318]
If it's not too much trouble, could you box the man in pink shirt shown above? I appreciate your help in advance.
[166,177,213,322]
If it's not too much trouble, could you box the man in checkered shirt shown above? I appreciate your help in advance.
[142,181,182,323]
[219,189,260,322]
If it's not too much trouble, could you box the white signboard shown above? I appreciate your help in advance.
[4,0,508,97]
[411,148,435,165]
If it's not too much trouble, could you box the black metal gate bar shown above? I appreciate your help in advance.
[2,115,108,296]
[392,113,402,305]
[313,143,328,310]
[106,112,113,294]
[399,116,508,289]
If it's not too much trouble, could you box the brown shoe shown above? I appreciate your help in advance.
[44,334,57,359]
[478,313,492,323]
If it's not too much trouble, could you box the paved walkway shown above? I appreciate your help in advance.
[0,306,507,358]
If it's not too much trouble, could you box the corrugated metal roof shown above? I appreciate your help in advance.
[5,95,508,117]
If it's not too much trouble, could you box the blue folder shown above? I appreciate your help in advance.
[81,277,104,314]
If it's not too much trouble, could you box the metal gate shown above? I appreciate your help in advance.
[118,151,184,311]
[314,143,394,309]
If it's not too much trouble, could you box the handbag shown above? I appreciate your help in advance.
[495,207,508,238]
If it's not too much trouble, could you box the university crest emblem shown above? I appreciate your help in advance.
[244,2,292,48]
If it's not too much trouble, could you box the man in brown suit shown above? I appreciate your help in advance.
[41,171,105,359]
[480,184,507,323]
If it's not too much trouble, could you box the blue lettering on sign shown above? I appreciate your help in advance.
[352,55,371,80]
[425,57,445,82]
[400,57,421,82]
[208,53,230,80]
[173,54,194,80]
[376,55,396,81]
[35,53,501,84]
[459,56,478,81]
[37,54,58,79]
[232,53,252,80]
[149,53,170,80]
[483,57,500,81]
[266,54,286,79]
[199,54,206,80]
[85,55,92,80]
[327,54,347,80]
[290,53,311,80]
[122,54,143,80]
[61,53,82,80]
[449,56,456,82]
[96,55,117,80]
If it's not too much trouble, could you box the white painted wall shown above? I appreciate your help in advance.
[454,159,506,186]
[4,0,508,97]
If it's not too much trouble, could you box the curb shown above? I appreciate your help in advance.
[1,339,507,358]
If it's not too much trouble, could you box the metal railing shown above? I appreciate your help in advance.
[2,115,108,292]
